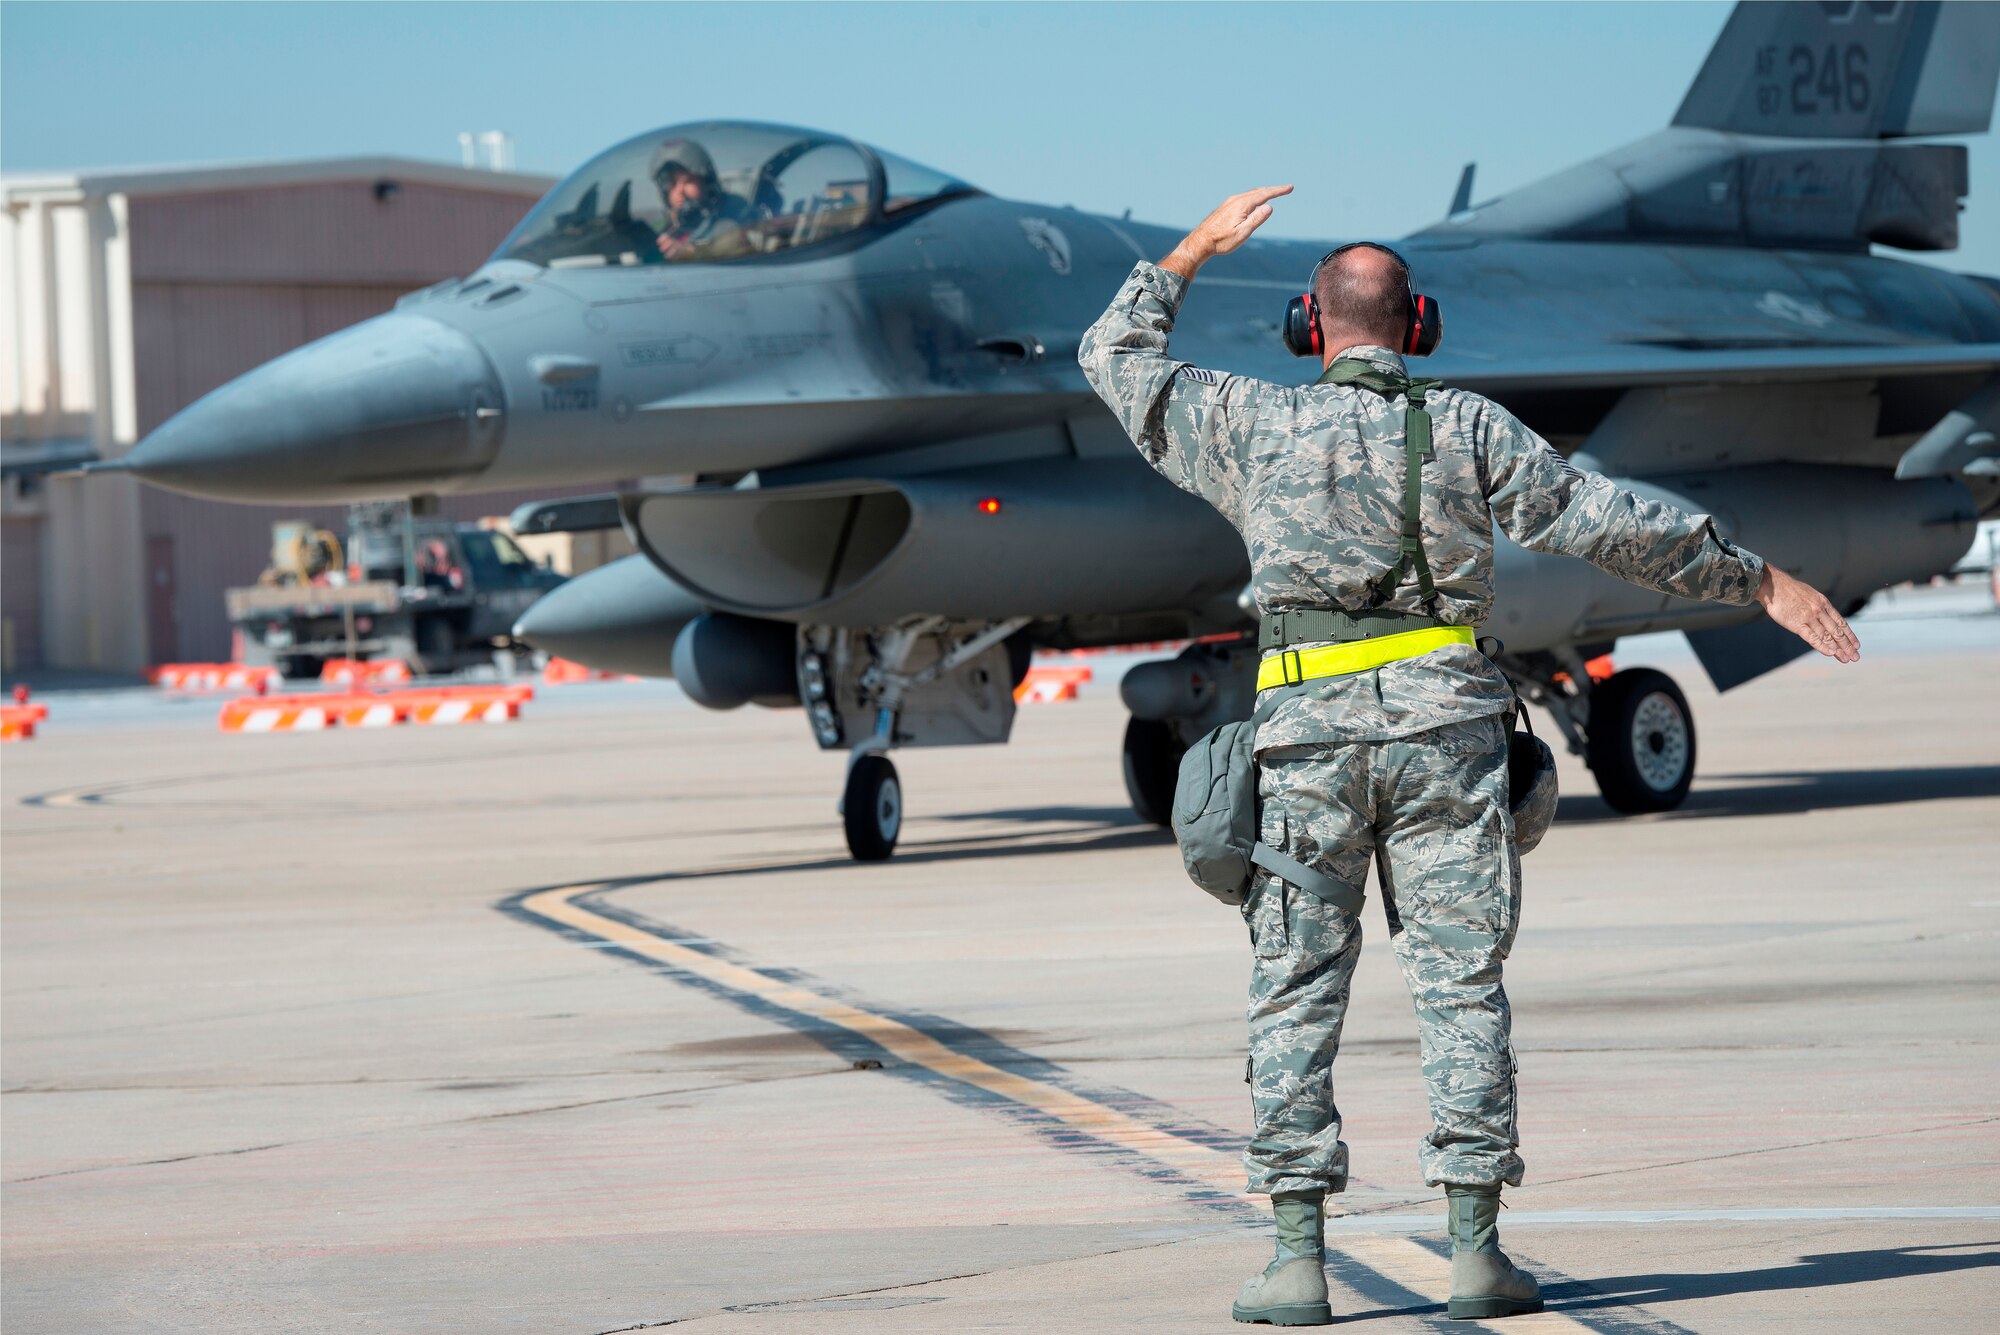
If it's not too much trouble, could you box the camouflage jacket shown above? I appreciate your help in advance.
[1079,261,1766,748]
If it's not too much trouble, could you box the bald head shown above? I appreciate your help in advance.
[1313,244,1410,355]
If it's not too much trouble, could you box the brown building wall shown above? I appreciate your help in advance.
[127,181,536,286]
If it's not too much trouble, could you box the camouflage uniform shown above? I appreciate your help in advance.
[1079,261,1764,1194]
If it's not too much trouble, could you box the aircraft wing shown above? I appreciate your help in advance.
[1440,341,2000,394]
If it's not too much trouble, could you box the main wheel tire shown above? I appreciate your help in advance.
[1122,717,1186,827]
[1585,667,1696,813]
[842,754,902,862]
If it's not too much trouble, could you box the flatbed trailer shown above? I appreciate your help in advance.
[226,511,562,678]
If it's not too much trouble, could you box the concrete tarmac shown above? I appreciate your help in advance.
[4,602,1998,1332]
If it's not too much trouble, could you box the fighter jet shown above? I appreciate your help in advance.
[107,1,2000,860]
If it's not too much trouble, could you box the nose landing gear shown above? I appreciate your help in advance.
[841,751,902,861]
[806,616,1029,862]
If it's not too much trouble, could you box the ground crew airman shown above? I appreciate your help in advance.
[1079,185,1860,1324]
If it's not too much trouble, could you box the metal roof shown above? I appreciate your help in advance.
[1,155,556,202]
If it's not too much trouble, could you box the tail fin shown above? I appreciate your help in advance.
[1674,0,2000,140]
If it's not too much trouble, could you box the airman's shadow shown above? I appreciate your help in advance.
[1539,1240,1999,1315]
[1558,764,2000,823]
[1321,1240,1997,1325]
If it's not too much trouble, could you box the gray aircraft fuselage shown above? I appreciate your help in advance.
[127,189,2000,500]
[119,178,1995,659]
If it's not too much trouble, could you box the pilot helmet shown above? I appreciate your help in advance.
[1508,710,1559,855]
[651,138,721,231]
[651,139,718,192]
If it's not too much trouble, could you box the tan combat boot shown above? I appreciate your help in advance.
[1232,1190,1333,1326]
[1445,1185,1542,1320]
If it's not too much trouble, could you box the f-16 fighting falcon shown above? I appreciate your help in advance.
[99,1,2000,863]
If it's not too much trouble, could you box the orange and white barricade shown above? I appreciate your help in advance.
[400,684,534,725]
[1,703,49,740]
[542,657,630,685]
[1015,665,1093,703]
[1553,655,1617,688]
[219,684,533,733]
[148,663,281,692]
[320,658,412,687]
[328,695,408,728]
[218,694,342,733]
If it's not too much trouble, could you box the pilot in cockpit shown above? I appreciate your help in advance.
[650,139,758,262]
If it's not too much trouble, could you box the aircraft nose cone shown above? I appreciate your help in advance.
[120,314,504,502]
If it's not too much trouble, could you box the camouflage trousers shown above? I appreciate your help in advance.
[1243,714,1525,1195]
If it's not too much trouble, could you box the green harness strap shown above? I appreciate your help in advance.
[1317,358,1444,609]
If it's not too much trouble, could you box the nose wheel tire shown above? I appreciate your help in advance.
[1121,717,1187,828]
[842,754,902,861]
[1584,667,1696,813]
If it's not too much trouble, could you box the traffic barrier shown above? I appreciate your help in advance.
[542,656,633,685]
[1,702,48,740]
[320,658,412,687]
[1553,655,1617,688]
[148,663,281,691]
[218,684,533,733]
[329,696,407,728]
[399,684,534,725]
[218,695,341,733]
[1015,665,1092,703]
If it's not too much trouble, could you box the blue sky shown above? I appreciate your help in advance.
[3,1,1995,276]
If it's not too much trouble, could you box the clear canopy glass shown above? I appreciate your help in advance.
[495,122,976,269]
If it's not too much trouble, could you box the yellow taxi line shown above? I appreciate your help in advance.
[520,881,1602,1332]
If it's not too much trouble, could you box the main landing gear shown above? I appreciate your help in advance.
[1117,638,1260,828]
[1120,717,1186,827]
[1503,650,1697,814]
[1584,667,1695,812]
[1118,639,1701,830]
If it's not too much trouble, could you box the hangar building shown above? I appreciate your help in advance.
[1,156,625,676]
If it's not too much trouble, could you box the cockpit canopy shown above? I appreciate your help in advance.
[494,121,976,269]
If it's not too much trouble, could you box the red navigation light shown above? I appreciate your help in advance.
[977,497,1002,515]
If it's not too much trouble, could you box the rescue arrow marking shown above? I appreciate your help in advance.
[505,879,1683,1335]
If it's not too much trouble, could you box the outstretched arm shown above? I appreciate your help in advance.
[1754,563,1860,662]
[1482,402,1858,663]
[1077,186,1293,523]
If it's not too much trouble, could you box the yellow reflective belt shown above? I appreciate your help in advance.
[1255,625,1475,692]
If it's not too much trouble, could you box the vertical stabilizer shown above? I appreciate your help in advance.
[1674,1,2000,140]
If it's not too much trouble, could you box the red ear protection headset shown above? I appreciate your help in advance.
[1282,241,1441,359]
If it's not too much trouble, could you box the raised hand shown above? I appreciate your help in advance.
[1162,185,1294,279]
[1757,564,1860,663]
